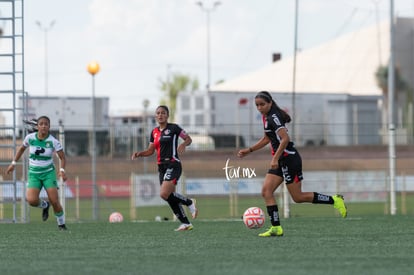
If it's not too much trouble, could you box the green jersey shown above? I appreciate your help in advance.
[23,132,63,174]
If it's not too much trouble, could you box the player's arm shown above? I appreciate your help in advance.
[131,143,155,160]
[237,135,270,158]
[5,145,26,174]
[178,133,192,154]
[56,150,68,181]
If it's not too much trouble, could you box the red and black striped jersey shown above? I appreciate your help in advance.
[150,123,189,164]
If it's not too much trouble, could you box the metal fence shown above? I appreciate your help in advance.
[1,122,414,222]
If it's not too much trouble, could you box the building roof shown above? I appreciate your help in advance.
[211,20,390,96]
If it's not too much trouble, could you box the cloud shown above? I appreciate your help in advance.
[19,0,414,115]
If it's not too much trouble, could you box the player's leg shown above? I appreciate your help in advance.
[282,154,346,217]
[44,171,67,229]
[286,180,347,218]
[26,173,50,221]
[261,172,283,206]
[286,181,315,203]
[259,172,284,237]
[161,180,192,230]
[160,163,198,219]
[164,191,197,219]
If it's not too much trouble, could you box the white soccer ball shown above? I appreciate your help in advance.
[109,212,124,223]
[243,207,265,229]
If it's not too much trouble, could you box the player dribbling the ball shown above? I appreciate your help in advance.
[237,91,347,237]
[131,105,198,231]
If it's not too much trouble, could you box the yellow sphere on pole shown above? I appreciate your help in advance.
[87,61,100,75]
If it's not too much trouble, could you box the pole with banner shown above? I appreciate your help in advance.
[237,98,248,148]
[58,120,66,212]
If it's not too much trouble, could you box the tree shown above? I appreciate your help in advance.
[375,65,409,96]
[159,73,199,122]
[375,64,413,134]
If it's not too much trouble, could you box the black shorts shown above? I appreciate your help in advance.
[158,161,182,185]
[267,153,303,184]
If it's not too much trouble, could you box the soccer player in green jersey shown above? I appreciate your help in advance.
[6,116,68,230]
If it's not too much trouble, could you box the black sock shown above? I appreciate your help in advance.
[166,197,190,224]
[168,192,192,206]
[312,192,334,204]
[267,205,280,226]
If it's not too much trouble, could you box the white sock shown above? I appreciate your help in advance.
[56,213,65,226]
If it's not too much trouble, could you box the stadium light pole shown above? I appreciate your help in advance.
[87,61,100,220]
[388,0,397,215]
[142,99,150,174]
[36,20,55,97]
[283,0,299,220]
[196,1,221,91]
[291,0,298,142]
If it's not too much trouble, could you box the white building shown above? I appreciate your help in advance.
[176,18,414,147]
[20,96,110,131]
[19,96,110,156]
[19,97,157,156]
[110,112,156,155]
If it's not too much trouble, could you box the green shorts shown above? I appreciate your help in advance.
[27,169,58,189]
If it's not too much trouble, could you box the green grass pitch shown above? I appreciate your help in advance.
[0,215,413,275]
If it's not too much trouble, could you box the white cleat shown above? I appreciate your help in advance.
[174,223,193,231]
[188,199,198,219]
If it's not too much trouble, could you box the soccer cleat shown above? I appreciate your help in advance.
[333,194,347,218]
[258,225,284,237]
[42,202,50,221]
[58,224,68,231]
[188,199,198,219]
[174,223,193,231]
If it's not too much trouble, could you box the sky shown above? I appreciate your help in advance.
[5,0,414,115]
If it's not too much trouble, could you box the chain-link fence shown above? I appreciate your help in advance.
[1,123,414,222]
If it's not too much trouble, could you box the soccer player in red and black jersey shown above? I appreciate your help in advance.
[237,91,347,237]
[131,105,198,231]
